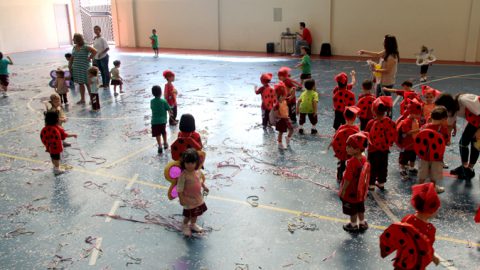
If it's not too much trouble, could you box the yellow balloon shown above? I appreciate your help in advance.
[374,64,382,79]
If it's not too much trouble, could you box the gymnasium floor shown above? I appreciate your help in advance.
[0,48,479,269]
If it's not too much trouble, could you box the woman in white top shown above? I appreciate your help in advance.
[435,93,480,180]
[93,25,110,88]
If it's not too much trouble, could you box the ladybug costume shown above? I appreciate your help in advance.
[357,93,375,130]
[333,73,356,130]
[255,73,276,127]
[40,125,68,156]
[332,124,360,182]
[278,67,301,124]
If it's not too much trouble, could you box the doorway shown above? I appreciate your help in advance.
[77,0,115,44]
[53,4,72,46]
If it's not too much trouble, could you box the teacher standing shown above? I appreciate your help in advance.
[93,25,110,88]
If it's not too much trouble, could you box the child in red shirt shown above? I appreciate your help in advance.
[331,106,360,183]
[163,70,178,125]
[365,97,397,190]
[255,73,275,129]
[380,182,441,269]
[178,114,202,149]
[274,82,293,149]
[332,71,356,130]
[40,111,77,175]
[397,98,422,180]
[339,132,370,232]
[383,80,419,116]
[357,80,375,131]
[421,85,441,124]
[278,67,301,124]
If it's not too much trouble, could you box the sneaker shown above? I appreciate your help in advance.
[450,165,464,176]
[420,77,426,82]
[54,167,65,175]
[298,128,304,135]
[163,143,169,150]
[343,223,359,233]
[64,102,69,106]
[158,147,163,154]
[359,221,369,232]
[375,182,385,191]
[278,142,286,149]
[465,167,475,180]
[120,90,125,93]
[190,223,204,233]
[408,168,418,176]
[435,186,445,194]
[443,163,449,169]
[182,224,192,237]
[2,92,8,98]
[76,100,86,105]
[63,141,71,147]
[311,128,318,135]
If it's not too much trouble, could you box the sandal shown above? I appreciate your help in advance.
[375,182,385,191]
[359,221,369,232]
[343,223,359,233]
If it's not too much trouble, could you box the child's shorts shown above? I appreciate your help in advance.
[0,75,9,86]
[341,200,365,216]
[151,124,166,137]
[50,153,61,161]
[111,79,122,86]
[300,73,311,80]
[418,160,443,180]
[276,118,293,133]
[183,202,207,218]
[299,113,318,125]
[399,150,416,165]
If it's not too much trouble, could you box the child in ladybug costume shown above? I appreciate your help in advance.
[178,114,203,149]
[163,70,179,125]
[40,111,77,175]
[339,131,370,233]
[421,85,441,125]
[331,106,360,182]
[383,80,420,116]
[273,82,293,149]
[365,96,397,190]
[415,106,450,193]
[332,71,356,130]
[380,182,441,269]
[278,67,301,125]
[357,79,375,131]
[255,73,275,129]
[397,98,423,180]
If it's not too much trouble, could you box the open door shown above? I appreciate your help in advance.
[53,4,72,47]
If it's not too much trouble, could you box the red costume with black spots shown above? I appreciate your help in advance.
[357,92,375,130]
[332,72,356,130]
[40,125,68,155]
[278,67,301,124]
[255,73,276,127]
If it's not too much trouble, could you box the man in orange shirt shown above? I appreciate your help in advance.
[293,22,313,56]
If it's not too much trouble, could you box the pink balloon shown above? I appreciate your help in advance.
[171,185,178,198]
[169,166,182,179]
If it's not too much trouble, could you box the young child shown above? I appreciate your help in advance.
[40,111,77,175]
[278,67,301,124]
[45,93,70,147]
[331,106,360,182]
[357,80,375,131]
[163,70,178,125]
[178,114,203,149]
[296,79,318,135]
[380,182,441,269]
[421,85,441,124]
[178,148,209,237]
[383,80,419,116]
[418,46,435,82]
[88,66,100,111]
[416,106,450,193]
[150,29,159,57]
[397,98,423,180]
[332,71,356,130]
[64,53,75,91]
[339,132,370,233]
[54,69,69,105]
[254,73,275,129]
[295,46,312,85]
[366,97,397,190]
[110,60,123,96]
[151,85,172,154]
[274,82,294,149]
[0,52,13,97]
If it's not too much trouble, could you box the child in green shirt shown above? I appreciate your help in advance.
[296,79,318,134]
[150,29,159,57]
[151,85,172,154]
[0,52,14,97]
[295,46,312,85]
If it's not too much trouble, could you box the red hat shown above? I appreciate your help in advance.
[411,183,440,214]
[407,98,423,115]
[346,131,370,151]
[260,73,273,84]
[372,96,393,115]
[421,85,441,97]
[278,67,291,78]
[163,70,175,78]
[335,72,348,85]
[344,106,360,121]
[274,82,287,97]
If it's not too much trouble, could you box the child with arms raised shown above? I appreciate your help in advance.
[255,73,275,129]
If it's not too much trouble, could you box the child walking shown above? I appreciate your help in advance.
[54,69,69,105]
[397,98,422,180]
[178,148,209,237]
[417,46,435,82]
[110,60,123,96]
[40,111,77,175]
[45,93,70,147]
[178,114,203,149]
[150,85,172,154]
[278,67,301,124]
[150,29,159,57]
[295,46,312,85]
[274,82,294,149]
[296,79,318,134]
[332,71,356,130]
[357,80,375,131]
[64,53,75,91]
[88,66,100,111]
[339,132,370,233]
[163,70,178,125]
[254,73,275,129]
[0,52,13,97]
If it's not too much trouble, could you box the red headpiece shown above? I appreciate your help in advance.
[163,70,175,79]
[344,106,360,121]
[346,131,370,151]
[421,85,441,97]
[278,67,291,78]
[372,96,393,115]
[274,82,287,97]
[335,72,348,85]
[411,183,440,214]
[260,73,273,84]
[407,98,423,115]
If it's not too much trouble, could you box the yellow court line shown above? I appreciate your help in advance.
[100,143,156,170]
[0,151,478,248]
[0,121,38,136]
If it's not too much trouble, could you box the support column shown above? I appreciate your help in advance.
[464,0,480,62]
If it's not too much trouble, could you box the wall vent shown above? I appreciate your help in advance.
[273,8,282,22]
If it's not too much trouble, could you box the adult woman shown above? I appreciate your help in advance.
[358,35,399,97]
[69,33,97,104]
[93,26,110,87]
[435,93,480,180]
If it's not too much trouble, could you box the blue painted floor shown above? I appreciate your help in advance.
[0,49,479,269]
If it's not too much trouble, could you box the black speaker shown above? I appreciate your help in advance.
[320,43,332,56]
[266,42,275,54]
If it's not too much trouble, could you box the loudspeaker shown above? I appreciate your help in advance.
[267,42,275,54]
[320,43,332,56]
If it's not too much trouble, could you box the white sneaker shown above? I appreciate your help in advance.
[278,142,286,149]
[286,136,291,146]
[435,186,445,194]
[53,167,65,175]
[190,223,204,233]
[182,224,192,237]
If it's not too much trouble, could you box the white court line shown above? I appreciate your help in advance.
[125,173,139,190]
[105,200,121,223]
[88,237,103,266]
